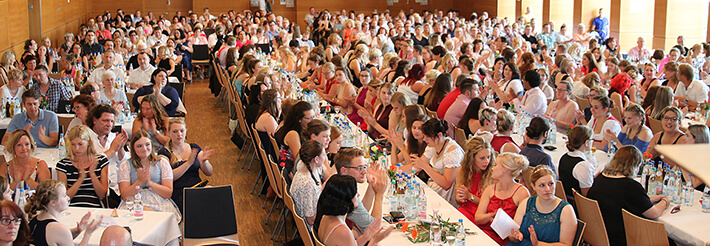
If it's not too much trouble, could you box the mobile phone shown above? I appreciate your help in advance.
[389,211,404,220]
[543,145,557,151]
[111,125,122,133]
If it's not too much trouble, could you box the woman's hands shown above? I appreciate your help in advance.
[136,167,151,186]
[455,185,472,204]
[410,154,430,172]
[142,118,158,134]
[509,225,538,245]
[197,146,214,163]
[87,155,99,174]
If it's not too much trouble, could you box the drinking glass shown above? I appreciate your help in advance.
[125,197,135,217]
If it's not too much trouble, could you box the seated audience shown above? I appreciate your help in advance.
[0,69,26,99]
[127,52,156,89]
[604,104,653,153]
[411,118,464,204]
[545,81,579,131]
[0,130,50,193]
[4,90,59,148]
[31,65,72,112]
[520,117,554,172]
[26,180,94,246]
[559,125,596,198]
[275,101,315,178]
[56,125,109,208]
[647,106,687,161]
[458,98,486,137]
[514,70,547,116]
[290,140,327,227]
[132,94,170,151]
[491,110,520,153]
[66,95,96,131]
[444,78,479,129]
[99,71,128,111]
[455,137,495,223]
[131,69,180,117]
[575,95,621,150]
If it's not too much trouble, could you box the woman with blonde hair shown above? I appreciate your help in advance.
[438,53,461,79]
[456,137,496,222]
[325,33,345,62]
[475,152,530,245]
[118,130,181,221]
[366,48,382,78]
[649,86,674,120]
[278,46,297,72]
[55,126,109,208]
[0,51,17,87]
[0,129,50,196]
[156,46,178,79]
[26,180,96,246]
[417,69,441,105]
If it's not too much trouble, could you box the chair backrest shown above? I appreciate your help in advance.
[192,44,210,61]
[425,107,437,119]
[454,126,467,148]
[252,126,279,195]
[269,134,281,157]
[574,220,586,246]
[610,107,623,124]
[576,96,590,110]
[269,159,283,199]
[555,180,568,202]
[183,185,238,238]
[310,226,326,246]
[231,99,250,139]
[57,115,74,135]
[621,209,669,246]
[573,189,610,246]
[649,118,663,134]
[282,174,314,246]
[169,82,185,101]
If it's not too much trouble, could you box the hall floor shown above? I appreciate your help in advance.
[183,79,287,246]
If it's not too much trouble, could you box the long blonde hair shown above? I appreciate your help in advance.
[166,118,187,167]
[65,125,100,160]
[457,137,495,193]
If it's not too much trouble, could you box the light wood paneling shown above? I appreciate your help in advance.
[613,0,654,52]
[518,0,543,23]
[548,0,574,27]
[0,0,30,56]
[653,0,708,51]
[497,0,515,21]
[92,0,143,15]
[388,0,452,18]
[580,0,609,27]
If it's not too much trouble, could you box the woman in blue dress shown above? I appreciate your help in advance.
[507,165,578,246]
[604,103,653,153]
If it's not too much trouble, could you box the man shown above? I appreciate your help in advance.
[519,117,555,174]
[591,8,610,42]
[514,70,547,116]
[437,75,470,119]
[81,82,102,102]
[443,78,479,130]
[102,40,123,66]
[199,7,216,23]
[536,23,555,50]
[3,90,59,148]
[127,53,156,89]
[87,50,126,86]
[521,25,538,53]
[676,35,690,56]
[627,37,652,60]
[87,104,128,207]
[100,225,133,246]
[675,63,709,109]
[126,42,155,70]
[146,27,167,49]
[333,148,387,237]
[82,31,104,56]
[265,21,280,40]
[31,65,72,112]
[304,7,316,26]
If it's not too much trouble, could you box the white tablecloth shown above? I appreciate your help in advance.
[657,190,710,246]
[55,207,181,246]
[357,179,499,245]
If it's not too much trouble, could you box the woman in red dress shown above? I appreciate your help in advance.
[455,137,496,223]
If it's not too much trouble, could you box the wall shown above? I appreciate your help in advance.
[42,0,93,51]
[93,0,191,18]
[0,0,30,56]
[614,0,655,51]
[546,0,574,28]
[654,0,708,51]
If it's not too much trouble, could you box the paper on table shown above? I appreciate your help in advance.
[490,208,520,240]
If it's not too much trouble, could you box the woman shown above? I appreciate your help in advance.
[353,78,382,121]
[26,180,93,246]
[423,73,452,111]
[361,83,395,138]
[326,127,342,161]
[0,51,17,87]
[278,46,297,72]
[518,52,535,77]
[347,44,368,88]
[545,81,579,131]
[35,46,53,73]
[491,110,520,153]
[0,130,50,193]
[410,118,464,204]
[275,101,314,178]
[55,126,109,208]
[558,125,595,199]
[456,137,495,223]
[131,69,180,117]
[324,34,345,62]
[485,57,507,87]
[587,146,670,246]
[118,130,181,221]
[0,177,11,201]
[475,107,498,143]
[66,95,95,132]
[132,94,170,151]
[438,53,462,80]
[604,104,653,153]
[602,57,620,85]
[99,71,128,111]
[640,63,661,98]
[396,63,426,103]
[475,153,531,245]
[507,165,577,246]
[366,48,382,78]
[682,124,709,191]
[255,89,282,166]
[156,46,178,79]
[235,58,261,98]
[389,114,429,169]
[575,95,621,150]
[647,106,687,160]
[0,200,30,246]
[459,98,486,137]
[158,118,214,213]
[0,69,25,100]
[491,62,523,104]
[603,37,620,60]
[314,174,392,245]
[581,52,599,76]
[418,69,441,105]
[290,140,327,226]
[649,86,673,120]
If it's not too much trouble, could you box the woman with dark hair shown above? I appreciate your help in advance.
[587,146,670,246]
[0,200,30,246]
[131,68,180,117]
[558,125,595,199]
[410,118,464,204]
[275,101,314,178]
[314,175,392,245]
[397,63,426,103]
[424,73,452,111]
[458,98,486,137]
[575,95,621,150]
[647,106,687,160]
[490,62,523,104]
[580,52,600,76]
[641,85,660,113]
[455,137,495,222]
[290,140,327,227]
[387,107,427,167]
[133,94,170,151]
[255,89,282,163]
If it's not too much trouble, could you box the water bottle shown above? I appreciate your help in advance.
[607,141,617,158]
[14,98,21,115]
[454,219,466,246]
[388,181,398,210]
[405,184,417,221]
[683,174,694,207]
[662,168,672,196]
[134,192,144,220]
[417,183,427,220]
[702,187,710,213]
[430,209,442,245]
[58,133,66,158]
[647,167,657,196]
[655,165,664,195]
[641,161,652,190]
[548,120,557,145]
[673,171,682,204]
[16,188,26,209]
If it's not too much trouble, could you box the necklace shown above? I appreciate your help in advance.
[436,139,448,156]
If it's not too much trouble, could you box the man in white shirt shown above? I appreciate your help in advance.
[87,104,127,207]
[199,8,216,23]
[87,50,126,86]
[444,78,479,128]
[127,53,156,89]
[627,36,652,60]
[146,28,167,49]
[674,63,709,109]
[516,70,548,116]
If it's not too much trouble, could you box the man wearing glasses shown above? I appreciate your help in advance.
[332,148,387,243]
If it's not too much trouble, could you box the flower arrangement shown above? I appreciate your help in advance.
[700,101,710,111]
[404,214,475,243]
[566,123,575,136]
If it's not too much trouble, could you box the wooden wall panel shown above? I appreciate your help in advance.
[192,0,250,16]
[614,0,654,51]
[662,0,708,51]
[388,0,452,18]
[548,0,574,27]
[452,0,496,21]
[0,0,31,55]
[518,0,543,22]
[580,0,609,27]
[92,0,143,15]
[497,0,515,20]
[41,0,92,53]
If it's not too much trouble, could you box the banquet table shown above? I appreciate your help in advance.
[656,189,710,246]
[55,207,181,246]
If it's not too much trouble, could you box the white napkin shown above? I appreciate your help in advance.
[490,208,520,240]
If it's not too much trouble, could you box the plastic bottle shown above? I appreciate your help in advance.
[655,164,664,195]
[454,219,466,246]
[607,141,617,158]
[702,187,710,213]
[14,98,21,116]
[16,188,26,210]
[663,168,672,196]
[641,161,652,190]
[388,180,398,210]
[134,192,144,220]
[684,174,695,207]
[404,183,417,221]
[417,183,427,220]
[58,133,66,158]
[430,209,442,245]
[8,98,14,118]
[548,120,557,145]
[647,166,657,196]
[673,171,682,204]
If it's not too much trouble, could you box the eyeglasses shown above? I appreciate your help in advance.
[343,165,369,172]
[663,116,679,122]
[0,218,21,226]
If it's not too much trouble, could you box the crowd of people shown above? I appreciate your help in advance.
[0,4,706,246]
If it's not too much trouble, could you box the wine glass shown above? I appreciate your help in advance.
[334,106,341,115]
[65,104,72,114]
[125,197,135,217]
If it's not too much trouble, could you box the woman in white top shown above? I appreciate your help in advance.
[411,118,464,205]
[490,62,524,104]
[99,70,128,112]
[556,24,573,45]
[575,95,622,150]
[474,107,498,143]
[396,63,426,103]
[545,81,579,131]
[0,69,25,100]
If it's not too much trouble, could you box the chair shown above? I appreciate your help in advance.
[425,107,437,119]
[649,118,663,134]
[192,44,211,67]
[58,115,74,135]
[573,189,610,246]
[610,107,623,125]
[169,82,185,101]
[268,160,287,241]
[555,180,568,202]
[310,227,326,246]
[573,220,586,246]
[621,209,669,246]
[454,126,467,147]
[282,172,314,246]
[183,185,239,245]
[48,73,61,80]
[576,96,590,111]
